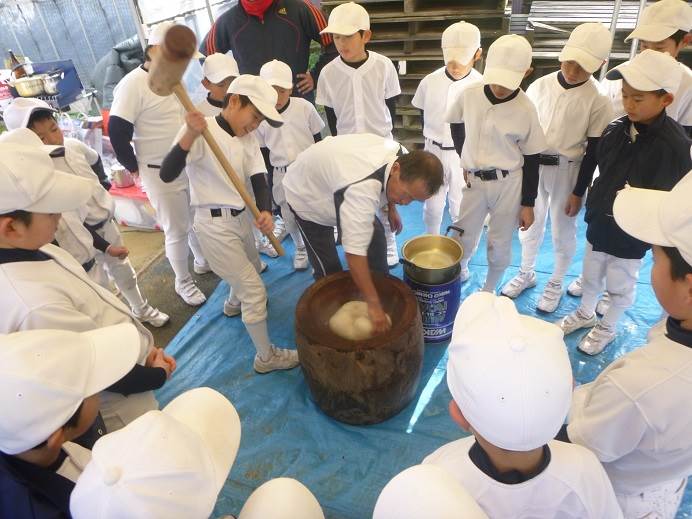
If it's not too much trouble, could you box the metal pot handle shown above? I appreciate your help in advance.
[399,257,416,268]
[446,225,464,237]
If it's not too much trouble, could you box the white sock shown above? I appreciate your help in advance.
[170,258,191,283]
[246,321,273,360]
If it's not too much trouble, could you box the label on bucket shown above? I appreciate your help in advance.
[404,274,461,343]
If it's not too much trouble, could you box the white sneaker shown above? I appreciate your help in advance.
[175,277,207,306]
[459,268,470,283]
[559,309,597,335]
[223,298,241,317]
[273,216,287,242]
[260,260,268,273]
[578,323,616,355]
[537,280,563,313]
[293,247,309,271]
[193,260,212,275]
[133,303,170,327]
[595,292,612,316]
[253,346,300,374]
[257,236,279,258]
[500,270,537,299]
[567,276,583,297]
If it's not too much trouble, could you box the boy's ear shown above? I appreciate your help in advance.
[448,399,471,432]
[684,273,692,306]
[0,216,24,239]
[662,92,675,107]
[201,78,211,88]
[362,29,372,44]
[46,428,66,451]
[682,32,692,49]
[473,48,483,63]
[523,65,534,79]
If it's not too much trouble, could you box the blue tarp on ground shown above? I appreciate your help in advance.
[155,201,691,519]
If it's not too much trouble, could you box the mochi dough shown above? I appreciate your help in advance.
[329,301,392,341]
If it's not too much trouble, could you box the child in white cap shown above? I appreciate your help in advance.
[0,144,176,432]
[238,478,325,519]
[423,292,623,518]
[160,75,300,374]
[559,50,691,355]
[316,1,402,268]
[256,59,324,271]
[110,21,208,308]
[412,21,483,235]
[500,23,614,312]
[562,172,692,519]
[197,52,240,117]
[446,34,548,292]
[0,118,169,328]
[0,323,140,518]
[601,0,692,134]
[373,464,488,519]
[70,387,240,519]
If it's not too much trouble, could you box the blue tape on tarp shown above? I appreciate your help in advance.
[156,201,691,519]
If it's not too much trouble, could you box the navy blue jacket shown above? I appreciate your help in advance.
[585,111,691,259]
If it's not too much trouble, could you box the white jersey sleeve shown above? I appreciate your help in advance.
[254,122,267,148]
[567,378,649,463]
[444,81,466,124]
[411,75,427,110]
[587,95,615,138]
[384,58,402,99]
[339,179,382,256]
[315,67,333,107]
[19,303,103,334]
[307,102,325,135]
[518,101,548,156]
[110,75,143,124]
[245,134,268,175]
[66,138,100,166]
[172,123,206,165]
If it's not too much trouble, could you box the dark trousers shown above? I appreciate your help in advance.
[293,211,388,280]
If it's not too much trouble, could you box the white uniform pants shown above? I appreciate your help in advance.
[423,139,463,234]
[139,165,205,281]
[455,170,522,291]
[193,208,267,324]
[616,478,687,519]
[579,242,641,328]
[519,159,580,282]
[90,220,147,311]
[273,167,304,250]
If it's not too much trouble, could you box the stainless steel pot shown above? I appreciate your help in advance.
[400,226,464,285]
[42,70,63,95]
[13,75,45,97]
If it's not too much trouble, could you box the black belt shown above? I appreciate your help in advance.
[473,169,509,181]
[430,140,455,151]
[89,218,110,231]
[538,154,560,166]
[146,164,161,169]
[210,207,245,217]
[82,258,95,273]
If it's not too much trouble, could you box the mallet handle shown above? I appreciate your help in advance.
[172,83,285,256]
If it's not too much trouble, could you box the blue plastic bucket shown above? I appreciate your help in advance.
[404,273,461,343]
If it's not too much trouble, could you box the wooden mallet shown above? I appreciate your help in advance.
[147,24,285,256]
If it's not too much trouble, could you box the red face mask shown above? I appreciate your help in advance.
[241,0,274,21]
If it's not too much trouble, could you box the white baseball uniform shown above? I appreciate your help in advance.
[173,117,268,325]
[412,67,483,234]
[0,244,158,432]
[255,97,324,254]
[519,72,613,281]
[601,61,692,127]
[424,436,623,518]
[316,51,402,265]
[568,320,692,518]
[53,139,151,313]
[445,82,548,291]
[195,95,225,117]
[110,66,206,282]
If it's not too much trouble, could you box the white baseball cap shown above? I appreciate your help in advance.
[228,74,284,127]
[0,142,94,214]
[320,2,370,36]
[70,387,241,519]
[0,323,139,455]
[614,171,692,266]
[447,292,573,451]
[559,22,613,74]
[373,464,489,519]
[606,49,682,93]
[238,478,325,519]
[626,0,692,43]
[441,21,481,66]
[260,59,294,90]
[483,34,533,90]
[3,97,57,131]
[147,21,204,58]
[202,52,239,83]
